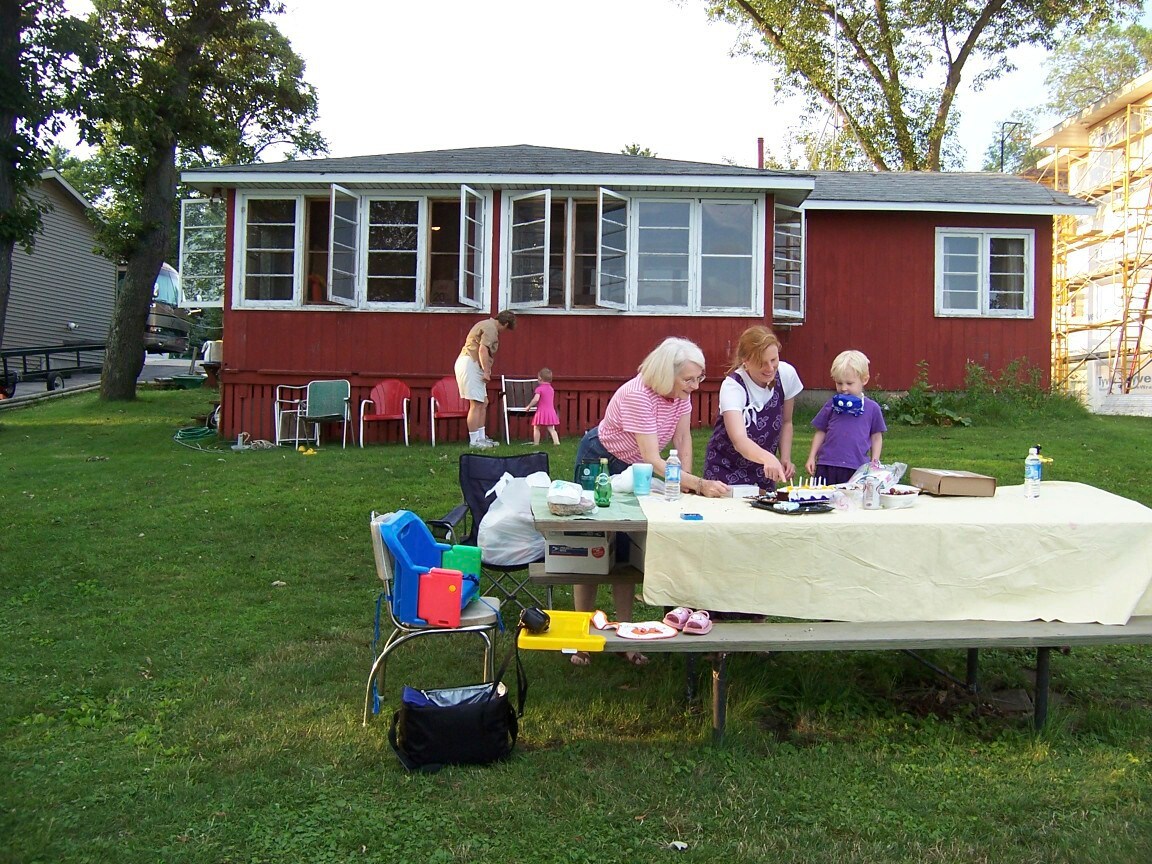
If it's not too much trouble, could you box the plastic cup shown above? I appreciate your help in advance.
[632,463,653,495]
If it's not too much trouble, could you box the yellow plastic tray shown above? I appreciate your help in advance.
[517,610,605,652]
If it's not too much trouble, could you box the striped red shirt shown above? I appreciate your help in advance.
[598,375,691,464]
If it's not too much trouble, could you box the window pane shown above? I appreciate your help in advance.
[370,200,418,224]
[573,201,597,307]
[702,202,753,255]
[640,201,690,228]
[548,200,566,307]
[367,252,417,278]
[367,277,416,303]
[598,193,628,306]
[638,251,689,307]
[701,257,752,308]
[429,200,463,308]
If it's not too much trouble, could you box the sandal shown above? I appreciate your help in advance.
[569,651,591,667]
[623,651,649,666]
[683,610,713,635]
[662,606,694,630]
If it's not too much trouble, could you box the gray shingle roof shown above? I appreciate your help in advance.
[804,170,1087,210]
[183,145,1089,212]
[190,144,792,178]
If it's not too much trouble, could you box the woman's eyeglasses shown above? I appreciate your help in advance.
[681,374,706,385]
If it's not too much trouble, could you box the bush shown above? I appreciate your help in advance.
[888,359,1090,427]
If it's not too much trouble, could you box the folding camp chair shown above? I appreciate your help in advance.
[500,376,539,445]
[363,510,502,725]
[274,384,316,446]
[428,451,550,611]
[299,379,352,448]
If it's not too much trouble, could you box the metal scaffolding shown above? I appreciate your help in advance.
[1047,103,1152,401]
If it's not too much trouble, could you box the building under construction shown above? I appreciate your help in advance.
[1034,70,1152,415]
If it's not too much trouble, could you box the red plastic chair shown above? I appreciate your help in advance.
[359,379,411,447]
[429,376,469,446]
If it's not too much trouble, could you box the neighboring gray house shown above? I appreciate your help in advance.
[3,170,116,356]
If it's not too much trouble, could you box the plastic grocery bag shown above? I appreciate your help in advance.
[847,461,907,492]
[477,471,550,566]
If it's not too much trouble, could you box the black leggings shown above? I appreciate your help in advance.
[573,427,631,481]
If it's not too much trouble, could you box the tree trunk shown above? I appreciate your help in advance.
[99,144,178,401]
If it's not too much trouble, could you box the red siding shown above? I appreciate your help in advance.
[787,210,1053,393]
[213,197,1053,443]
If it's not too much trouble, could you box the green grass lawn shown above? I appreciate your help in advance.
[2,387,1151,863]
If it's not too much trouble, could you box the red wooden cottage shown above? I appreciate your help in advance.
[179,145,1091,444]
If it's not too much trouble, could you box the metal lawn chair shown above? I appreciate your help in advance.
[363,510,502,725]
[298,379,352,448]
[500,376,538,445]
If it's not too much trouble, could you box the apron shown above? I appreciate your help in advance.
[703,371,784,490]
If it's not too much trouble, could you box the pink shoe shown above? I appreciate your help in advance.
[662,607,694,630]
[683,610,713,635]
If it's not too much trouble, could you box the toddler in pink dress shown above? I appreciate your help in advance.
[526,367,560,445]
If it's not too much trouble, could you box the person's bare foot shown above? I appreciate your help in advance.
[570,651,591,666]
[623,651,649,666]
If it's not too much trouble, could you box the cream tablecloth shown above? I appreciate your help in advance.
[637,482,1152,625]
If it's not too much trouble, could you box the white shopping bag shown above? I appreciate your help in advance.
[477,471,550,566]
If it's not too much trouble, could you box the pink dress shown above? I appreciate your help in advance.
[532,382,560,426]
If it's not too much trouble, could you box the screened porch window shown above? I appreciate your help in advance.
[179,198,227,307]
[935,229,1033,318]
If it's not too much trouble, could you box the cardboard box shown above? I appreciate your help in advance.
[544,530,616,575]
[908,468,997,497]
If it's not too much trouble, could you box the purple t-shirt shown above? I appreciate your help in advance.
[811,395,887,470]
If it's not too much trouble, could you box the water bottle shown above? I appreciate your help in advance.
[1024,446,1042,499]
[594,457,612,507]
[664,450,682,502]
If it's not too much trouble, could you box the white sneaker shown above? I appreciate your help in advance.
[480,437,500,447]
[470,438,497,449]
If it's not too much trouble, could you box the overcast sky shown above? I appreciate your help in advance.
[268,0,1062,170]
[63,0,1089,169]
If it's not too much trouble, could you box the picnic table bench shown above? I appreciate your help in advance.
[588,616,1152,742]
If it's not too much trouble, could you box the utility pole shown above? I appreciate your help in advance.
[999,121,1023,172]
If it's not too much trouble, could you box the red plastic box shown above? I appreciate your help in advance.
[418,567,464,628]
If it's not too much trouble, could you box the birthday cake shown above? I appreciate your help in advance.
[779,484,835,505]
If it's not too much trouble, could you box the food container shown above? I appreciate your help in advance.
[879,484,921,509]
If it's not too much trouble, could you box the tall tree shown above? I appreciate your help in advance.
[0,0,81,346]
[705,0,1136,171]
[1045,20,1152,116]
[73,0,325,401]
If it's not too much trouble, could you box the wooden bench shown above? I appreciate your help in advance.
[585,616,1152,743]
[527,561,644,607]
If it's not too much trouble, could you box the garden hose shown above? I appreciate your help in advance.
[173,425,223,451]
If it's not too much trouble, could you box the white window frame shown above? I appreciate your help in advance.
[596,187,628,310]
[235,193,301,308]
[231,188,494,312]
[507,189,551,308]
[772,204,805,320]
[328,184,358,307]
[362,196,426,309]
[935,228,1034,318]
[178,197,227,308]
[458,184,485,309]
[698,198,759,313]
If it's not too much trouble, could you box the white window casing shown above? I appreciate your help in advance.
[328,184,358,307]
[458,184,484,309]
[935,228,1034,318]
[772,204,804,320]
[596,187,628,310]
[508,189,551,308]
[179,197,227,308]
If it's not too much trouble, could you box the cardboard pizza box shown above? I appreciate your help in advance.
[908,468,997,497]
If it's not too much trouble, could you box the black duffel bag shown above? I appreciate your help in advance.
[388,633,529,773]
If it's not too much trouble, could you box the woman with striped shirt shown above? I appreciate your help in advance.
[570,337,729,666]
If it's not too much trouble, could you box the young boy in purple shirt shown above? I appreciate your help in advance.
[805,350,886,485]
